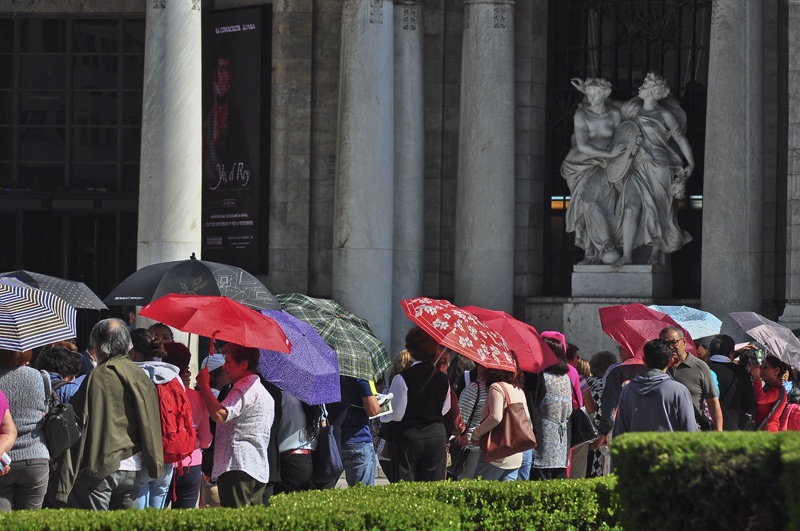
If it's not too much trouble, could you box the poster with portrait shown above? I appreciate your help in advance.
[201,6,269,273]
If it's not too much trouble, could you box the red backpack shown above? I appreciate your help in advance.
[157,378,196,464]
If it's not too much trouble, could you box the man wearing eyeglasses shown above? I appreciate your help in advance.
[661,326,723,431]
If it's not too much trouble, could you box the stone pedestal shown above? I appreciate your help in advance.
[572,265,672,299]
[332,0,395,349]
[454,0,515,312]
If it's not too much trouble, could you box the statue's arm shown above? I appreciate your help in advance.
[663,111,695,177]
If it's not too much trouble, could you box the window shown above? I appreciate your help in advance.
[0,15,144,193]
[545,0,711,297]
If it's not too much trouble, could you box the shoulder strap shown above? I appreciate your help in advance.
[40,370,53,408]
[758,385,786,431]
[496,382,512,406]
[465,384,481,427]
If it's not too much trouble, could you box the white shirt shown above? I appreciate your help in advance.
[212,374,274,483]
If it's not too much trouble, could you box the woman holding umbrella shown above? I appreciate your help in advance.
[195,343,275,507]
[379,328,452,482]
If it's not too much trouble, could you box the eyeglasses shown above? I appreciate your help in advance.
[665,338,684,346]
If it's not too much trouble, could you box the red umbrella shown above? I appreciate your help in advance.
[139,294,291,354]
[599,303,696,359]
[461,305,559,373]
[401,297,516,372]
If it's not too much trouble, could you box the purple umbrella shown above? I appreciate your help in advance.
[258,309,341,405]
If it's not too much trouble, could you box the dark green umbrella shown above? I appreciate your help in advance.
[276,293,390,382]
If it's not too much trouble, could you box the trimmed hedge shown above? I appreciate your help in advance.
[612,431,800,531]
[0,476,619,531]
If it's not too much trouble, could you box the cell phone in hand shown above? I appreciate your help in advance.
[0,452,10,467]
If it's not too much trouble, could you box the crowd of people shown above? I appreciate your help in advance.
[0,316,796,512]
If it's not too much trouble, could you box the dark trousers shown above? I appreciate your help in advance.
[392,435,447,482]
[275,453,314,494]
[69,469,141,510]
[530,467,567,481]
[168,464,202,509]
[217,470,265,508]
[0,458,49,511]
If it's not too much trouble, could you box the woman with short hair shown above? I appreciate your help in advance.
[196,343,274,507]
[0,349,50,511]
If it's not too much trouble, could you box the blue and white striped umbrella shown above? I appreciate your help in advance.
[0,277,77,352]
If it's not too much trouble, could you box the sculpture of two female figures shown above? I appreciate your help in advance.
[562,73,695,267]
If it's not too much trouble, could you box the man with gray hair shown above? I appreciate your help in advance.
[50,318,163,509]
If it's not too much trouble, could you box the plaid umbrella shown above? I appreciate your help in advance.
[276,293,390,382]
[0,277,77,351]
[1,270,107,310]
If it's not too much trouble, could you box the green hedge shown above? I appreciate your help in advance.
[612,431,800,531]
[0,477,619,531]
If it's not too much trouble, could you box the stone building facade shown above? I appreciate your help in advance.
[0,0,792,354]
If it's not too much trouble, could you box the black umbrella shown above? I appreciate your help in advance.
[1,270,108,311]
[103,254,281,311]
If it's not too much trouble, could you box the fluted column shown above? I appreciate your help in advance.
[391,1,425,355]
[333,0,395,349]
[701,0,763,324]
[138,0,202,267]
[780,1,800,327]
[454,0,515,312]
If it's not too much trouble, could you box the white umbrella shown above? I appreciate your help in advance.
[729,312,800,368]
[648,305,722,339]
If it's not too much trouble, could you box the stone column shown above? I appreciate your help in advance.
[780,1,800,327]
[454,0,515,312]
[701,0,763,327]
[391,1,425,355]
[333,0,395,349]
[138,0,202,267]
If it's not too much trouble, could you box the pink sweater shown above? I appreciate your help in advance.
[174,388,212,468]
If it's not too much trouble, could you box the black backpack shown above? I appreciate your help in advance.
[40,371,82,459]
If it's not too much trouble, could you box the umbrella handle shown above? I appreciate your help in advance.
[210,331,220,357]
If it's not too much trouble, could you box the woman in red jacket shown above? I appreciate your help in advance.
[750,356,788,432]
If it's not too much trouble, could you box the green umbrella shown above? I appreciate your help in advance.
[276,293,390,382]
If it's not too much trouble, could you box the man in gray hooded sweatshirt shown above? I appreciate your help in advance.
[613,339,698,436]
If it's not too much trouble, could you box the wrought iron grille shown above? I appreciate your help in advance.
[544,0,712,297]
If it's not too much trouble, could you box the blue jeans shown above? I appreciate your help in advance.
[475,453,518,481]
[70,470,141,510]
[517,449,533,480]
[136,465,174,509]
[341,441,376,486]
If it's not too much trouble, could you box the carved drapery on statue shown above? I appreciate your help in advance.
[561,73,695,266]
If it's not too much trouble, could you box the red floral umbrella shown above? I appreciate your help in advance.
[461,305,559,373]
[599,303,696,359]
[140,294,291,354]
[401,297,516,372]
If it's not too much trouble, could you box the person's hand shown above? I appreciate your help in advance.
[0,463,9,476]
[470,432,483,446]
[455,433,468,447]
[683,164,694,178]
[589,433,607,451]
[608,144,626,158]
[750,364,761,380]
[196,367,211,389]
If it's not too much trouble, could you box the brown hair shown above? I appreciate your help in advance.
[0,349,32,368]
[404,327,439,363]
[223,343,260,373]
